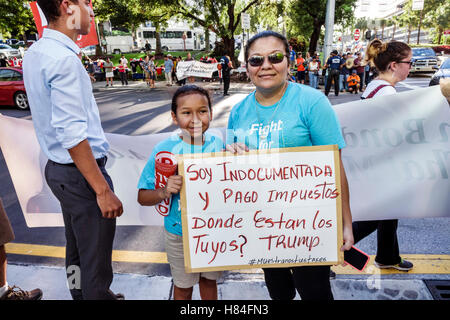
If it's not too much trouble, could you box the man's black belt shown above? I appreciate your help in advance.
[50,156,107,168]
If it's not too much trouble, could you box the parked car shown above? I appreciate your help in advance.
[429,58,450,86]
[409,47,439,75]
[0,67,29,110]
[0,44,21,59]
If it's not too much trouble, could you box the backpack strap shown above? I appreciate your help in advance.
[361,84,393,100]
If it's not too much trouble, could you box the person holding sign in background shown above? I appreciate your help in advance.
[352,39,414,271]
[137,85,225,300]
[226,31,354,300]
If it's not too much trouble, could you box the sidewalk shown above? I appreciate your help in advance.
[6,263,436,300]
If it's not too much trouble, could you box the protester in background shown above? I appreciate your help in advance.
[164,54,174,86]
[347,70,360,94]
[118,60,128,86]
[185,52,195,83]
[340,53,350,92]
[138,85,224,300]
[120,54,128,69]
[220,55,233,96]
[0,56,9,67]
[130,58,139,74]
[324,50,344,97]
[142,55,151,87]
[23,0,123,300]
[144,40,151,53]
[308,55,320,89]
[295,52,306,84]
[288,45,296,69]
[364,63,371,87]
[355,38,414,271]
[177,56,186,86]
[0,199,43,300]
[85,56,95,82]
[103,57,114,87]
[149,55,156,88]
[226,31,354,301]
[171,56,178,85]
[353,52,365,92]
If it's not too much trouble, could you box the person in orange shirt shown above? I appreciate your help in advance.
[296,52,306,84]
[347,70,360,94]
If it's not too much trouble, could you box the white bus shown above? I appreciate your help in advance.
[136,24,215,51]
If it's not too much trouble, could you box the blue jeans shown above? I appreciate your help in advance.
[339,75,344,91]
[342,74,349,91]
[309,72,318,89]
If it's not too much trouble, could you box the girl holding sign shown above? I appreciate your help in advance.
[226,31,354,300]
[137,85,224,300]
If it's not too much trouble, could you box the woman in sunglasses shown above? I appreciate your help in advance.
[361,39,412,99]
[353,39,414,272]
[226,31,354,300]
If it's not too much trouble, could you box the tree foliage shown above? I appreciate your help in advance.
[287,0,357,54]
[0,0,36,39]
[174,0,260,62]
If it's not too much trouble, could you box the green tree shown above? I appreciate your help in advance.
[95,0,177,55]
[174,0,259,63]
[288,0,357,55]
[423,1,450,44]
[0,0,36,40]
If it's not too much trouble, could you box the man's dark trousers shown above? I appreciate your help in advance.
[325,69,340,96]
[352,220,400,265]
[45,159,117,300]
[223,72,230,95]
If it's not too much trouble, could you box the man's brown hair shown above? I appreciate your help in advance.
[37,0,79,23]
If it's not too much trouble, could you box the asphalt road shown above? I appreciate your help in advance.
[1,74,448,278]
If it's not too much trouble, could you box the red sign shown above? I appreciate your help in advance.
[29,1,98,48]
[444,30,450,35]
[354,29,360,41]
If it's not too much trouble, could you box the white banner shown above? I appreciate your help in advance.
[176,61,218,80]
[0,86,448,227]
[337,85,449,221]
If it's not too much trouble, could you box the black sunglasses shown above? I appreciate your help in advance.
[398,60,413,67]
[248,52,287,67]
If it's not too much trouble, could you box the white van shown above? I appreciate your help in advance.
[136,26,215,51]
[105,35,134,54]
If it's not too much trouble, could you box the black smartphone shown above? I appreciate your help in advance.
[344,246,370,272]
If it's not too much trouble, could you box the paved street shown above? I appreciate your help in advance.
[1,75,449,300]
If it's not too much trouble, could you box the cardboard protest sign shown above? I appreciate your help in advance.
[179,146,344,272]
[29,1,98,48]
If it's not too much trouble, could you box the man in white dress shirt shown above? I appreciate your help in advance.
[23,0,123,300]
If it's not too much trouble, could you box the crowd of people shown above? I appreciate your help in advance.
[0,56,23,68]
[289,47,379,97]
[80,51,232,90]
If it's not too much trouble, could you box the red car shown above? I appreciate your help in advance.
[0,67,29,110]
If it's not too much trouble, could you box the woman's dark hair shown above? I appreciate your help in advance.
[37,0,78,22]
[364,39,411,72]
[171,85,212,113]
[244,31,290,64]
